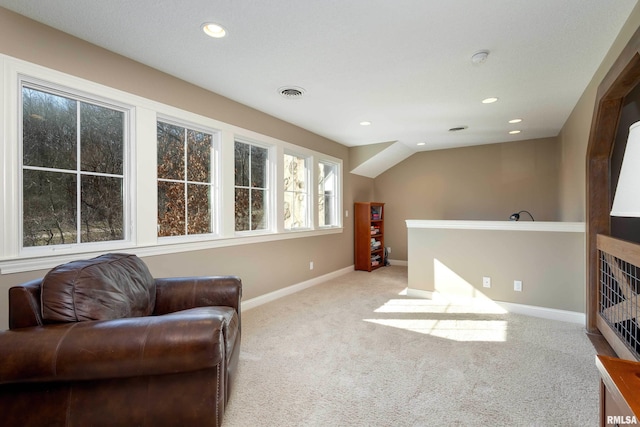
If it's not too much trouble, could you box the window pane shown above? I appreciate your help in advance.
[23,170,77,246]
[285,192,307,229]
[187,183,211,234]
[319,162,337,227]
[81,175,123,242]
[284,191,293,230]
[21,83,128,250]
[235,188,250,231]
[157,122,185,180]
[251,189,267,230]
[292,157,305,191]
[157,181,185,237]
[235,141,269,233]
[187,130,211,183]
[80,102,124,174]
[293,193,307,228]
[251,145,268,188]
[157,121,215,238]
[22,87,77,170]
[234,141,249,186]
[284,154,294,192]
[284,153,308,230]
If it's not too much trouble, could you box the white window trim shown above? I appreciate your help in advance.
[156,115,221,241]
[233,137,276,236]
[19,77,135,255]
[283,150,312,231]
[317,159,342,229]
[0,54,343,274]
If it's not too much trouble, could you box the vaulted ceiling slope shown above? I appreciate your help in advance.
[0,1,636,154]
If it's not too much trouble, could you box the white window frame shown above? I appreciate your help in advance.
[233,138,275,235]
[0,54,342,274]
[17,76,134,257]
[283,151,311,231]
[317,159,341,229]
[156,116,220,242]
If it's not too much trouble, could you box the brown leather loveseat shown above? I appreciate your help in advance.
[0,253,241,427]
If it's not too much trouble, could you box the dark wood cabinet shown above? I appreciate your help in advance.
[596,355,640,426]
[354,202,385,271]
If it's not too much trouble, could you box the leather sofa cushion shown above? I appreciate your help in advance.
[41,253,155,322]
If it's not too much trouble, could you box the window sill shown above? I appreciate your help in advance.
[0,227,343,274]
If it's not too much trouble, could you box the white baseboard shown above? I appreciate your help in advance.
[406,288,585,325]
[406,288,434,299]
[242,265,354,311]
[388,258,408,267]
[494,301,585,325]
[242,267,585,325]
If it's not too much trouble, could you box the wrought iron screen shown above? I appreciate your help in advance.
[599,250,640,359]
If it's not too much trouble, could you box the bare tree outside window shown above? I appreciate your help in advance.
[22,86,125,247]
[157,121,214,237]
[284,153,308,229]
[235,141,268,231]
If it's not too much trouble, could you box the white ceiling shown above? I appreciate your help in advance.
[1,1,637,152]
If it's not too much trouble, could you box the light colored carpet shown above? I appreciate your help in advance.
[223,266,599,427]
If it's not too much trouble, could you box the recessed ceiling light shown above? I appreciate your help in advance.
[417,142,426,146]
[509,130,521,135]
[509,118,523,124]
[482,97,499,104]
[360,121,371,126]
[202,23,227,38]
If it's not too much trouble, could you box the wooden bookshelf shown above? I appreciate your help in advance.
[354,202,385,271]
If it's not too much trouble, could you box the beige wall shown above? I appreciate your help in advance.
[0,8,363,330]
[407,226,585,313]
[557,4,640,221]
[374,137,560,260]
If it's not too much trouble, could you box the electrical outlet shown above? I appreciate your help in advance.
[514,280,522,292]
[482,276,491,288]
[387,247,392,254]
[309,261,314,270]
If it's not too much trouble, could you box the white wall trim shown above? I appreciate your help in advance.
[406,287,434,299]
[241,265,354,311]
[388,258,408,267]
[405,220,585,233]
[406,288,585,325]
[494,300,585,325]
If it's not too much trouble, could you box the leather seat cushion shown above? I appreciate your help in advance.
[41,253,155,322]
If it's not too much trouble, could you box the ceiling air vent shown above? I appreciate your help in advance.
[278,86,306,99]
[448,126,468,132]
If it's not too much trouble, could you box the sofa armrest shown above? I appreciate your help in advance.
[8,280,44,329]
[154,276,242,321]
[0,307,225,385]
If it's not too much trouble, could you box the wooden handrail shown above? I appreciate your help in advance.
[597,234,640,268]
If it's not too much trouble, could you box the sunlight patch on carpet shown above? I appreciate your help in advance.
[363,318,507,342]
[375,297,506,314]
